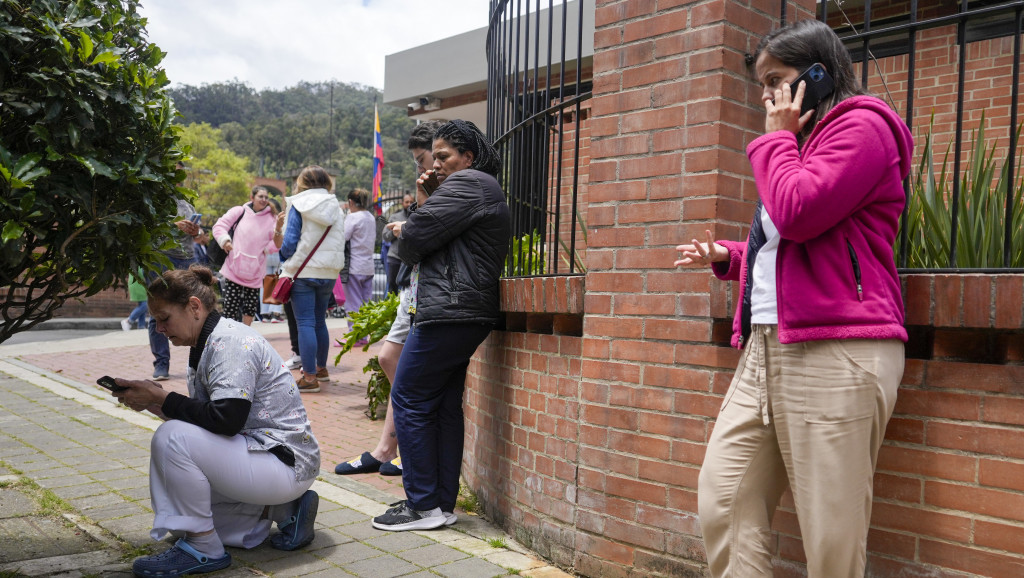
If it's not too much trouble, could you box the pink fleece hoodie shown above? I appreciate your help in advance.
[212,203,280,288]
[713,95,913,348]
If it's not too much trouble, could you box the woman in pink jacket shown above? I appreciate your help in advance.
[675,20,912,577]
[213,186,285,325]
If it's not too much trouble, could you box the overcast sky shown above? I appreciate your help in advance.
[139,0,489,90]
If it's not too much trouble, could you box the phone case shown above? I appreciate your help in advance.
[793,63,835,115]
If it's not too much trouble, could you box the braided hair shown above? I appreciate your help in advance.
[433,120,501,178]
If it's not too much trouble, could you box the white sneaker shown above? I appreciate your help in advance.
[372,502,446,532]
[284,355,301,370]
[442,512,457,526]
[120,318,131,331]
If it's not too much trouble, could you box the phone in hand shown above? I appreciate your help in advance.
[189,213,203,224]
[792,62,835,116]
[96,375,128,393]
[420,171,439,195]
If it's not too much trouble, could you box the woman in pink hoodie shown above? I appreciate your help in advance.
[213,186,285,325]
[675,20,912,578]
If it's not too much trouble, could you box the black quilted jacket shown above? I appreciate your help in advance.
[396,169,510,326]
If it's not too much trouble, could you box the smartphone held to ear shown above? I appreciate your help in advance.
[793,63,835,115]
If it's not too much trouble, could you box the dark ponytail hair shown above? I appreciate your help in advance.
[754,19,867,136]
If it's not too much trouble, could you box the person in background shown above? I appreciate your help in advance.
[279,166,346,392]
[111,265,321,576]
[675,20,911,577]
[123,272,149,331]
[149,198,200,381]
[383,192,414,296]
[213,186,285,326]
[335,120,442,481]
[342,188,376,343]
[261,198,286,323]
[372,120,510,531]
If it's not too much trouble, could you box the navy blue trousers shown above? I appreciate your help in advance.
[391,322,492,512]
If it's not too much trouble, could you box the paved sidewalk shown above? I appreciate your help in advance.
[0,324,572,577]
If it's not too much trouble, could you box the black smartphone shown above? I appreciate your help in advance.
[420,171,439,196]
[96,375,128,393]
[792,62,834,116]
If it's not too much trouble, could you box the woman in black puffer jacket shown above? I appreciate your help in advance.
[372,120,510,532]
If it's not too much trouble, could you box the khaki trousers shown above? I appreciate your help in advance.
[698,325,904,577]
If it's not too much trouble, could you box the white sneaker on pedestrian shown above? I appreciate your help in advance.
[372,501,446,532]
[284,355,301,370]
[120,318,131,332]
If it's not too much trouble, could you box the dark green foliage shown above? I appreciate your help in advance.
[333,292,398,419]
[0,0,186,343]
[167,81,418,196]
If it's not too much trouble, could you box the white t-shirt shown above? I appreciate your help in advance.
[750,207,780,324]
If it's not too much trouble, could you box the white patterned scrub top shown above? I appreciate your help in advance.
[186,317,320,481]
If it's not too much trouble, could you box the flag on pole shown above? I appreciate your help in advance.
[371,104,385,214]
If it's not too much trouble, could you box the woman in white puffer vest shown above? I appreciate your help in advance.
[278,166,346,392]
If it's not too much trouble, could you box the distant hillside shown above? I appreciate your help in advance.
[168,80,417,196]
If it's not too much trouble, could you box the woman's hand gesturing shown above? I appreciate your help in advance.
[674,229,728,267]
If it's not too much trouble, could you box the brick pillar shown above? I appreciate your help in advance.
[577,1,813,575]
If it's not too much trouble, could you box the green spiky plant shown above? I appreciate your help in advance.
[897,113,1024,268]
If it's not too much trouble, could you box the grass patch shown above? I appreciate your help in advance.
[456,483,480,516]
[505,568,521,575]
[120,543,153,562]
[0,571,29,578]
[487,536,508,549]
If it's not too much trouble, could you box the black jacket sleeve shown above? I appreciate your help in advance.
[161,392,251,437]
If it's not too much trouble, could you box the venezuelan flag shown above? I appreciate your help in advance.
[372,104,385,214]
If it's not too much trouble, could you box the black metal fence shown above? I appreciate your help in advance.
[802,0,1024,271]
[487,0,592,277]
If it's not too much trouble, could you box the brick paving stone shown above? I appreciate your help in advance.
[104,475,149,491]
[69,491,123,512]
[365,531,435,553]
[86,501,148,521]
[398,543,471,567]
[433,556,510,578]
[314,506,368,528]
[36,474,94,489]
[252,550,335,576]
[101,512,157,546]
[337,520,387,541]
[343,553,423,577]
[50,481,109,500]
[315,540,383,565]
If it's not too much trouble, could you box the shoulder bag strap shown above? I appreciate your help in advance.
[291,226,332,277]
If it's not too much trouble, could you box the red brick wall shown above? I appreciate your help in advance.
[461,1,1024,577]
[53,286,134,318]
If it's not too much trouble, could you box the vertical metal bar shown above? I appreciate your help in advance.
[899,0,920,268]
[552,0,569,275]
[568,0,584,274]
[781,0,787,26]
[512,0,525,272]
[1003,7,1022,267]
[949,2,969,267]
[861,0,872,88]
[818,0,827,23]
[544,0,555,275]
[528,0,540,276]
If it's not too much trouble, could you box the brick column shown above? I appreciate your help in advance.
[576,1,813,575]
